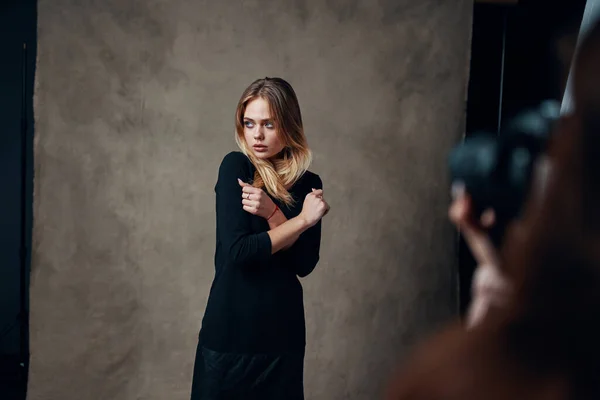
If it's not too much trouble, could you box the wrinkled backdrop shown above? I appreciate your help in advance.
[30,1,472,398]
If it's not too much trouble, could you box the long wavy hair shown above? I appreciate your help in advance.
[234,77,312,206]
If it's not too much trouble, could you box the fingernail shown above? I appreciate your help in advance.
[451,182,465,199]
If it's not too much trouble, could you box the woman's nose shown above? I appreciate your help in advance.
[253,127,264,140]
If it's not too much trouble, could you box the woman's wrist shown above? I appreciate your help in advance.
[266,212,311,254]
[267,204,279,220]
[267,207,287,229]
[293,214,311,231]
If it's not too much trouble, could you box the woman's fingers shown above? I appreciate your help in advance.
[238,179,261,195]
[309,189,330,216]
[241,199,261,211]
[316,195,330,216]
[241,186,260,195]
[242,202,259,214]
[238,179,257,190]
[241,187,261,203]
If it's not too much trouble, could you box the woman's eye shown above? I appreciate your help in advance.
[265,122,274,129]
[244,121,254,128]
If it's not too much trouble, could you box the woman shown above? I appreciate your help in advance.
[191,77,330,400]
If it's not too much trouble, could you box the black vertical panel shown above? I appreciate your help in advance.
[0,0,36,398]
[460,3,510,317]
[465,4,508,135]
[0,11,24,359]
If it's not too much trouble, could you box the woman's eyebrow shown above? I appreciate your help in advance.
[243,116,272,122]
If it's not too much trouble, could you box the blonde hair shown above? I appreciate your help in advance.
[235,77,312,206]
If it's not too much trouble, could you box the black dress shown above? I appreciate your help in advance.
[191,151,322,400]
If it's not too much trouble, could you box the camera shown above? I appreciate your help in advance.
[448,100,561,246]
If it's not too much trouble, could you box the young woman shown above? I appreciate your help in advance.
[190,77,330,400]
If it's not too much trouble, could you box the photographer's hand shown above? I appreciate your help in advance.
[449,183,511,328]
[449,184,499,267]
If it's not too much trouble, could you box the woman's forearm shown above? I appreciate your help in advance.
[267,209,287,230]
[267,215,310,254]
[267,209,297,250]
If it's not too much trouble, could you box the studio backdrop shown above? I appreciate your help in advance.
[29,0,472,399]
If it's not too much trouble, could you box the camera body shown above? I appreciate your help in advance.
[449,100,561,246]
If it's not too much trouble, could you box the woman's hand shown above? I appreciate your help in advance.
[238,179,277,219]
[299,189,330,228]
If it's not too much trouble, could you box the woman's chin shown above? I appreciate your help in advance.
[250,147,285,161]
[252,151,273,160]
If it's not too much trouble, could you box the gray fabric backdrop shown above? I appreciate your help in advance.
[29,1,472,398]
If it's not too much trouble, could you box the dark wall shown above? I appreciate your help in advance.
[0,0,36,397]
[502,0,587,118]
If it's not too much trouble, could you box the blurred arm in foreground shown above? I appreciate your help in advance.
[386,18,600,400]
[449,185,511,328]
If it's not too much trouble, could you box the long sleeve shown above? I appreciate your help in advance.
[284,175,323,278]
[215,152,272,266]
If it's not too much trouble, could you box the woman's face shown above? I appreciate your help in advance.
[243,97,285,160]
